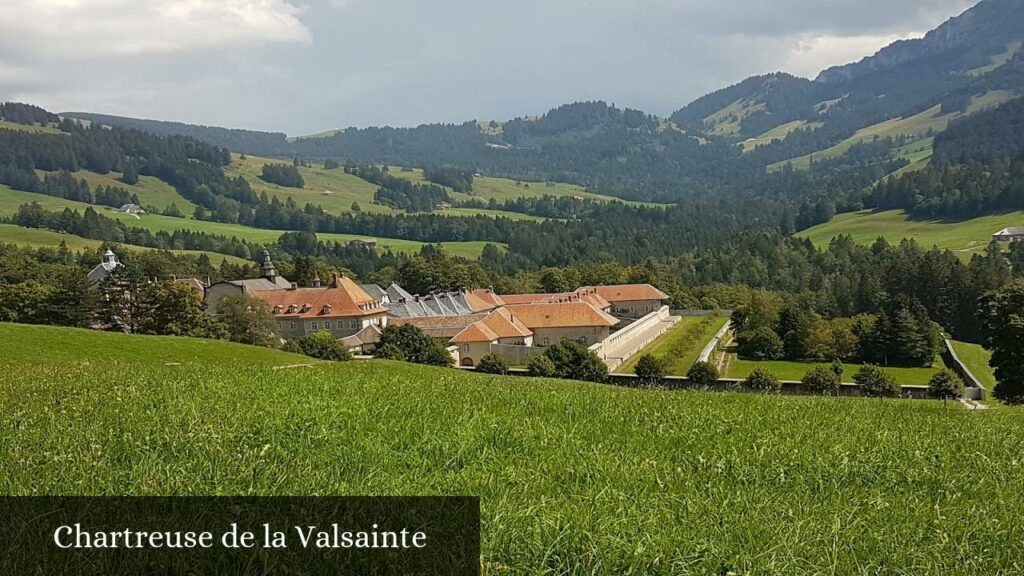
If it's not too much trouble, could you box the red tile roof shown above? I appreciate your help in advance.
[470,289,506,308]
[481,308,533,339]
[585,284,669,303]
[505,302,619,329]
[253,275,386,319]
[450,322,500,344]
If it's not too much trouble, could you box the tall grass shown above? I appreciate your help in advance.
[2,324,1022,574]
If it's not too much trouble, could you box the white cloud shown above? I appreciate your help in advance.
[0,0,311,58]
[781,32,925,78]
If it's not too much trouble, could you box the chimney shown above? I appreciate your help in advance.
[331,273,340,288]
[312,274,322,288]
[290,282,298,290]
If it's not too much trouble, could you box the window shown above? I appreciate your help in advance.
[323,321,331,330]
[543,338,549,346]
[579,337,588,344]
[310,322,318,331]
[289,322,296,330]
[462,345,469,352]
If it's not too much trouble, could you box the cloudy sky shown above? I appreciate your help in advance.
[0,0,978,135]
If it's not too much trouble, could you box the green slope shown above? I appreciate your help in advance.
[769,91,1019,171]
[0,223,251,265]
[1,323,1023,573]
[797,209,1024,257]
[0,186,499,258]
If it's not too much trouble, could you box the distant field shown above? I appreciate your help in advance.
[723,348,943,386]
[617,315,728,376]
[4,323,1024,572]
[64,170,200,214]
[740,120,822,152]
[0,186,499,259]
[798,209,1022,257]
[0,223,251,265]
[226,154,391,215]
[0,120,62,134]
[770,91,1019,171]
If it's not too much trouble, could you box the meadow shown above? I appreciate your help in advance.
[2,323,1023,574]
[0,185,499,259]
[768,90,1018,171]
[617,315,727,376]
[722,349,944,385]
[797,208,1023,258]
[0,224,251,265]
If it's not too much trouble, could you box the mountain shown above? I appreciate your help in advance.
[60,0,1024,204]
[672,0,1024,167]
[816,0,1024,85]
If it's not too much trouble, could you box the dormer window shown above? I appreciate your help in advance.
[272,305,283,314]
[301,304,311,313]
[287,304,299,314]
[322,305,333,315]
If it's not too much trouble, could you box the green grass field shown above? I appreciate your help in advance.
[723,346,943,385]
[0,224,251,265]
[950,341,997,390]
[0,186,498,258]
[2,323,1023,573]
[797,208,1023,258]
[0,120,62,134]
[740,120,822,152]
[617,315,728,376]
[227,154,391,215]
[229,156,606,218]
[67,170,200,214]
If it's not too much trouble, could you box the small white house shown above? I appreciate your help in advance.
[118,204,145,215]
[993,227,1024,243]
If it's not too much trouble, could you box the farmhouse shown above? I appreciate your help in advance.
[347,239,378,250]
[204,250,292,314]
[253,273,388,339]
[583,284,669,318]
[118,204,145,215]
[993,227,1024,242]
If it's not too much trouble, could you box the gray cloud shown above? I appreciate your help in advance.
[0,0,979,134]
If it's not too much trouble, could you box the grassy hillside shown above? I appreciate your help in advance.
[798,209,1023,257]
[0,186,498,258]
[769,91,1019,171]
[229,156,619,219]
[227,154,389,215]
[722,351,943,385]
[740,120,822,152]
[0,224,251,265]
[67,170,199,214]
[1,323,1022,573]
[0,120,62,134]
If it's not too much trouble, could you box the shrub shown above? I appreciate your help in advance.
[928,369,965,404]
[634,354,667,386]
[543,341,608,383]
[802,365,842,396]
[744,367,782,393]
[379,324,453,367]
[374,343,406,362]
[284,331,352,361]
[736,327,785,360]
[476,353,509,375]
[686,361,720,387]
[854,365,900,398]
[526,354,557,378]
